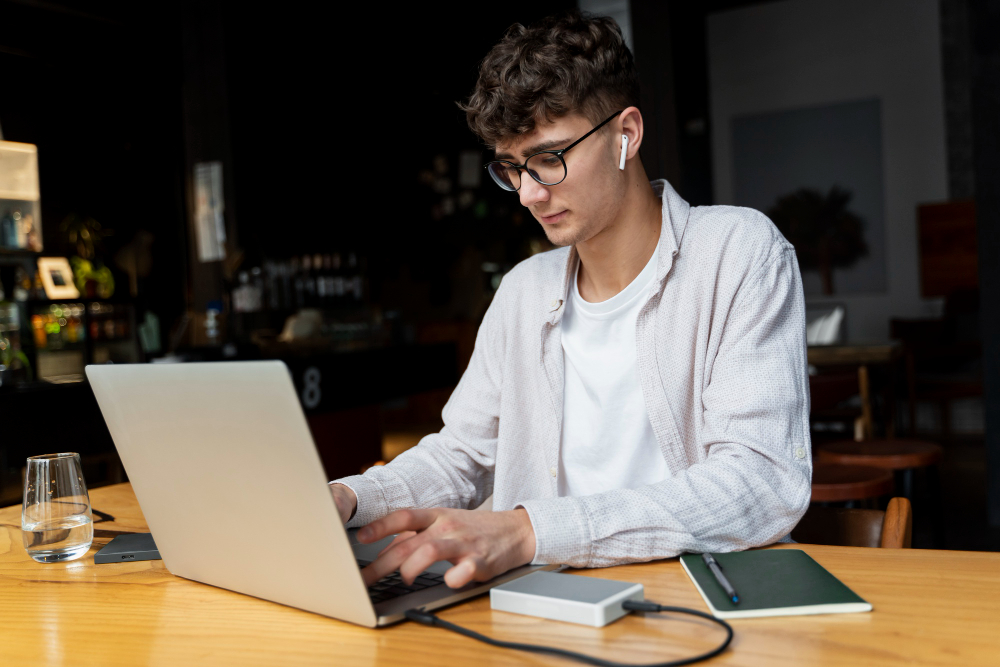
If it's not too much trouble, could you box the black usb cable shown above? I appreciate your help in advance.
[405,600,733,667]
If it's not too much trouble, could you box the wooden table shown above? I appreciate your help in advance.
[2,484,999,666]
[807,343,901,367]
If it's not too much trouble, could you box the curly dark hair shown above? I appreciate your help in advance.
[460,11,639,148]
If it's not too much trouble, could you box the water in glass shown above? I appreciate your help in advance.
[22,453,93,563]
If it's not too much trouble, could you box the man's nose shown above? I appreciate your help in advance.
[519,176,550,208]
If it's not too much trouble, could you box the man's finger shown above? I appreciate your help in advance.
[361,531,436,587]
[377,531,417,559]
[443,558,484,589]
[397,538,465,586]
[358,509,436,544]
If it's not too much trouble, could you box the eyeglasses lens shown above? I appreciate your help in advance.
[525,153,566,186]
[488,154,567,191]
[487,162,519,191]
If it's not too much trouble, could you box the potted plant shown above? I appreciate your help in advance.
[767,186,868,295]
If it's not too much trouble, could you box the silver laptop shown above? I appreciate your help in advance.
[86,360,556,627]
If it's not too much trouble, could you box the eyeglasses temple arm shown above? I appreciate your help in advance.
[560,109,624,154]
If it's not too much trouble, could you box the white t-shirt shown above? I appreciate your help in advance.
[558,250,668,497]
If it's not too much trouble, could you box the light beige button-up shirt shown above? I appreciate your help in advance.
[336,179,812,568]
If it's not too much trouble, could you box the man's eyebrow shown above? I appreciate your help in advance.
[495,137,574,162]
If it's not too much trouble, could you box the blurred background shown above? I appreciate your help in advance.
[0,0,996,552]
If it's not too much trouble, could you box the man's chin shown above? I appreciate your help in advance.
[539,224,577,248]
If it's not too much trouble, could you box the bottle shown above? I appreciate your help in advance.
[233,272,249,313]
[13,266,30,301]
[45,306,61,350]
[331,252,344,306]
[264,261,279,310]
[347,252,362,301]
[13,209,26,249]
[302,254,316,307]
[313,253,324,305]
[0,210,14,249]
[31,314,47,348]
[250,267,264,312]
[0,294,21,366]
[32,270,44,299]
[321,254,333,305]
[281,259,293,310]
[291,256,304,309]
[73,305,85,342]
[24,213,41,252]
[87,303,99,341]
[65,306,79,343]
[315,256,327,304]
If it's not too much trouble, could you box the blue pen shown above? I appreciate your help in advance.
[702,553,740,604]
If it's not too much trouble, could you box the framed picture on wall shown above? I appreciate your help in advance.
[37,257,80,300]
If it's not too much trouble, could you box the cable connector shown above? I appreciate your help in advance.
[621,600,662,613]
[404,609,439,626]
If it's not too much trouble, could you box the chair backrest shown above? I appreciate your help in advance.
[808,365,873,440]
[809,371,862,413]
[791,497,912,548]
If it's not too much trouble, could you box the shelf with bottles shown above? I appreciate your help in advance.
[0,298,139,387]
[232,251,369,316]
[0,204,43,253]
[0,141,44,255]
[28,303,127,349]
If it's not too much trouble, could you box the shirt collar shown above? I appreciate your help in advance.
[548,179,691,324]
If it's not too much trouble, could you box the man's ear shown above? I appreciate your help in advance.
[619,107,644,162]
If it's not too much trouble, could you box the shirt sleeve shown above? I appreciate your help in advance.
[519,246,812,567]
[332,285,506,529]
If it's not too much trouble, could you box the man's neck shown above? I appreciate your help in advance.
[576,179,662,303]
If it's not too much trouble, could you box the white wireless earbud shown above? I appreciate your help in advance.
[619,134,628,170]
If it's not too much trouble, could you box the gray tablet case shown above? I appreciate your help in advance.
[94,533,161,564]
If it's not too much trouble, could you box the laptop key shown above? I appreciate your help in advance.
[414,575,442,587]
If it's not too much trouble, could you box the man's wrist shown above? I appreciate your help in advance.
[512,507,537,565]
[330,483,358,521]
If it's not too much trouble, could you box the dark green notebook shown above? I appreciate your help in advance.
[679,549,872,619]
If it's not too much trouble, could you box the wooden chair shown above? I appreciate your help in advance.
[809,367,873,442]
[890,287,982,441]
[811,462,894,503]
[792,497,912,548]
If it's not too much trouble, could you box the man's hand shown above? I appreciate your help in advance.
[356,507,536,589]
[329,483,357,524]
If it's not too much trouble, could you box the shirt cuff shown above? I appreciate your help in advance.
[517,495,593,567]
[332,467,418,529]
[331,474,387,529]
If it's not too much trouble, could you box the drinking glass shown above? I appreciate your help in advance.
[22,453,93,563]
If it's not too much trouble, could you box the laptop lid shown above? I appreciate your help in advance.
[86,361,377,627]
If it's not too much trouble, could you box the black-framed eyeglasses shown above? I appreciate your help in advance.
[484,110,623,192]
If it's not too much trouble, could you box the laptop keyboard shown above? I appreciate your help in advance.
[356,559,446,604]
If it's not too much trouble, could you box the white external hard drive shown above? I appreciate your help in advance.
[490,571,644,627]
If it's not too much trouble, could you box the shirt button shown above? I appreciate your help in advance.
[794,447,806,460]
[549,467,558,478]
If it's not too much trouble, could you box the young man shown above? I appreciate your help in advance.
[330,12,811,590]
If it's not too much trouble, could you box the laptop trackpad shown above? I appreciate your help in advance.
[348,529,451,575]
